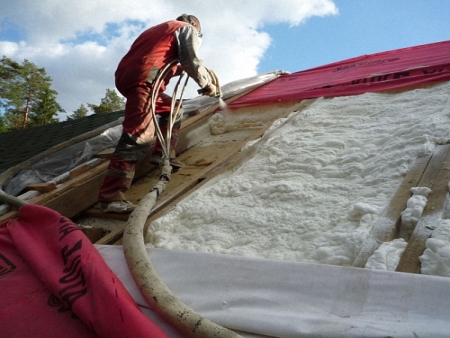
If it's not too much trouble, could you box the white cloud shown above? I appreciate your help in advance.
[0,0,338,118]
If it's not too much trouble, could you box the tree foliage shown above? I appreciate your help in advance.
[0,56,127,133]
[88,88,125,114]
[66,104,89,120]
[0,56,64,130]
[0,114,7,132]
[29,87,62,126]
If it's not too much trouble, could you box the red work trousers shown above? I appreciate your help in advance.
[98,84,181,202]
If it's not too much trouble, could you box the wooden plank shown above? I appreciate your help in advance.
[95,148,115,159]
[354,145,450,268]
[396,144,450,273]
[27,182,57,193]
[69,159,103,179]
[417,144,450,185]
[44,171,107,219]
[395,197,447,273]
[352,153,433,267]
[0,161,110,223]
[69,163,91,179]
[398,144,450,239]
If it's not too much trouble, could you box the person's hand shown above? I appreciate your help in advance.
[200,83,218,97]
[207,68,221,94]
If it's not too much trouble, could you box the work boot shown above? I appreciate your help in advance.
[101,200,136,213]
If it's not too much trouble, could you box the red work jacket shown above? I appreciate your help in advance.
[115,20,187,95]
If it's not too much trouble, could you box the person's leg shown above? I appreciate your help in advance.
[98,133,151,200]
[98,133,151,212]
[98,84,154,212]
[98,159,134,202]
[121,85,156,142]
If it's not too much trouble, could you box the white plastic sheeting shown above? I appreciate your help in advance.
[97,245,450,338]
[181,71,285,113]
[3,122,123,196]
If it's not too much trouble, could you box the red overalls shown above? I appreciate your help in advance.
[98,20,186,202]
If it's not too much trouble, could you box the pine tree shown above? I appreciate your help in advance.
[0,56,64,130]
[88,88,125,114]
[29,87,62,126]
[66,104,89,120]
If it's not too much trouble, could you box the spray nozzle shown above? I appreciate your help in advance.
[197,87,222,98]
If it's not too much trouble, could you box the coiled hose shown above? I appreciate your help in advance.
[122,62,241,338]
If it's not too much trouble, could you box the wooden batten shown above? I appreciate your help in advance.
[27,182,57,193]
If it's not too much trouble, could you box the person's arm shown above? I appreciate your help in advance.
[175,25,211,88]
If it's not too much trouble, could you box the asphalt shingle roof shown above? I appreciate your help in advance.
[0,111,124,172]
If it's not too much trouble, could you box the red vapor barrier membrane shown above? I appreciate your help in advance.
[0,204,167,338]
[230,40,450,108]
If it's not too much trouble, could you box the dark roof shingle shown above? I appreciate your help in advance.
[0,111,124,172]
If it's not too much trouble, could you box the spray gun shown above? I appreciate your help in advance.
[197,68,222,98]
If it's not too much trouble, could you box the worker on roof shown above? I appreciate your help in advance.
[99,14,220,213]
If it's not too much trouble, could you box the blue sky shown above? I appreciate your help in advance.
[0,0,449,118]
[259,0,450,73]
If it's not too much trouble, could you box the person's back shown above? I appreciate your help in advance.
[115,20,187,92]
